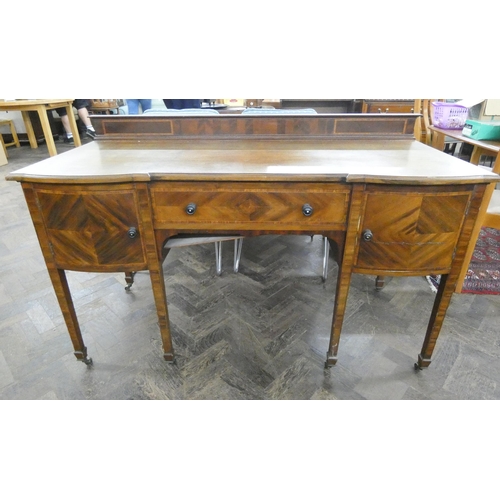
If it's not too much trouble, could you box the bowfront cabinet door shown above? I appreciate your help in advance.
[32,184,148,272]
[354,185,473,275]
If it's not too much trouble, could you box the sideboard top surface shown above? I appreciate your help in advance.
[7,139,498,186]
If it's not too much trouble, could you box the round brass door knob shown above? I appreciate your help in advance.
[362,229,373,242]
[302,204,314,217]
[185,203,197,215]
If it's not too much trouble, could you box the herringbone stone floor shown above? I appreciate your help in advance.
[2,138,500,399]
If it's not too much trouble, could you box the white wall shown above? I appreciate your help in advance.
[0,111,26,133]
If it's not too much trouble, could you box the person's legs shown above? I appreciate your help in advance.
[76,107,92,127]
[60,115,71,134]
[56,106,73,142]
[163,99,176,109]
[76,107,96,139]
[59,114,78,143]
[139,99,152,112]
[183,99,201,108]
[127,99,140,114]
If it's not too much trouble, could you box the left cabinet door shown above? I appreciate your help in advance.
[33,184,148,272]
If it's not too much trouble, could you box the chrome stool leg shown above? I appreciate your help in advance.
[322,237,329,282]
[234,238,243,273]
[215,241,222,275]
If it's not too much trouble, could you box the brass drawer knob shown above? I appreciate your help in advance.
[362,229,373,242]
[185,203,197,215]
[302,204,314,217]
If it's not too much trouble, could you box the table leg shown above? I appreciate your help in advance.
[21,183,91,364]
[135,184,175,361]
[21,111,38,149]
[417,273,454,368]
[36,106,58,157]
[149,264,175,361]
[431,130,445,151]
[48,268,92,365]
[65,104,81,147]
[326,186,364,367]
[418,184,486,364]
[469,145,482,165]
[326,257,354,366]
[455,147,495,292]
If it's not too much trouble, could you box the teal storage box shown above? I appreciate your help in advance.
[462,119,500,140]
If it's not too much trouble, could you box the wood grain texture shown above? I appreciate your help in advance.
[355,187,472,274]
[6,116,500,370]
[91,114,420,141]
[35,185,147,271]
[3,140,500,399]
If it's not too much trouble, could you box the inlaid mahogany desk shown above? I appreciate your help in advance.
[429,125,500,293]
[0,99,81,156]
[7,114,499,369]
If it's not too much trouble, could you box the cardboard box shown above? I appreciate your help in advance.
[480,99,500,120]
[462,119,500,141]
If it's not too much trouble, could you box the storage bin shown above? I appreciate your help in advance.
[431,102,468,129]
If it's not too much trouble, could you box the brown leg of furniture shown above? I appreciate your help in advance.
[455,148,498,293]
[21,111,38,149]
[469,145,482,166]
[48,268,92,365]
[134,184,175,361]
[65,104,81,147]
[21,183,91,364]
[455,182,496,292]
[326,186,363,367]
[149,264,175,361]
[375,275,385,290]
[36,106,58,157]
[326,265,353,366]
[416,273,453,369]
[124,271,136,291]
[418,184,486,366]
[431,130,445,151]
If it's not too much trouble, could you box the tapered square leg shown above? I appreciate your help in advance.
[325,353,338,368]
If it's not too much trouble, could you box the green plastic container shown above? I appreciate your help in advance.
[462,119,500,141]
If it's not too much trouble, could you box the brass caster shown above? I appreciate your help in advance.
[124,272,136,292]
[82,356,93,366]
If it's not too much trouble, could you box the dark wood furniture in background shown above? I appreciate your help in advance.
[89,99,121,115]
[361,99,417,113]
[280,99,361,113]
[7,114,498,371]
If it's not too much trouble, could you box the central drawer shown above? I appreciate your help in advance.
[151,181,350,231]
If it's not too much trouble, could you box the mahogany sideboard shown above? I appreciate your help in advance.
[7,114,499,369]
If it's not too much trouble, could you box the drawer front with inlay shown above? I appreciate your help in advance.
[34,184,147,271]
[151,182,350,231]
[354,186,472,274]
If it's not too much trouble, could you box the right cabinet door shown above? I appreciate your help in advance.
[354,185,473,274]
